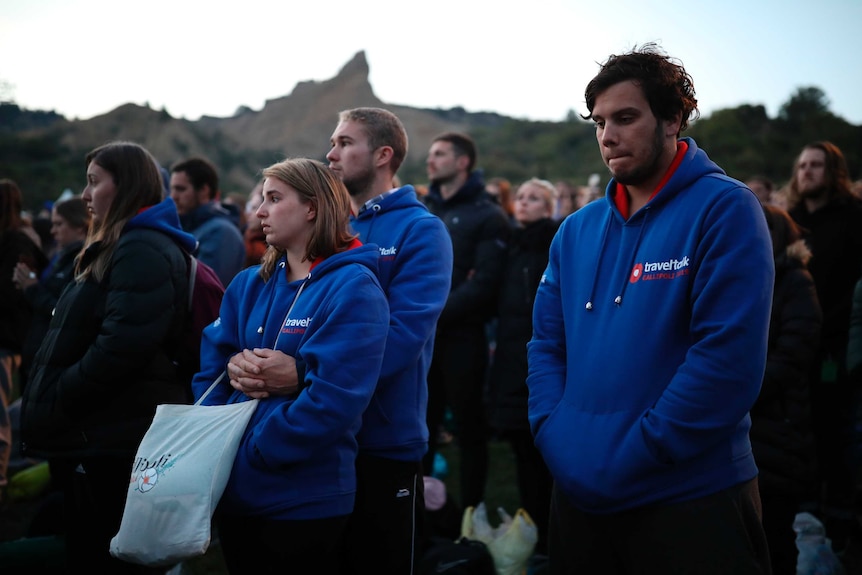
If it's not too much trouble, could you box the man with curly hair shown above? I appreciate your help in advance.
[527,44,774,573]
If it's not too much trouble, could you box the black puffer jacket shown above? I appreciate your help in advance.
[488,218,558,431]
[423,172,510,329]
[20,227,191,459]
[750,206,822,497]
[20,240,84,386]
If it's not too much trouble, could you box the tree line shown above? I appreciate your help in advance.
[2,86,860,214]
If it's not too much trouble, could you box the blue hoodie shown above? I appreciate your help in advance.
[350,185,453,461]
[126,197,198,253]
[180,201,245,287]
[527,138,774,513]
[192,243,389,520]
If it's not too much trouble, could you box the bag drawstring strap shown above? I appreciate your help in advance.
[195,371,227,406]
[196,275,308,407]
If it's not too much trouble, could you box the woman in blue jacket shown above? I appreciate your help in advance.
[192,158,389,574]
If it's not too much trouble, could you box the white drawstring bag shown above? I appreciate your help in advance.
[110,372,257,566]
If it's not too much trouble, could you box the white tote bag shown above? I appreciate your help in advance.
[110,372,258,566]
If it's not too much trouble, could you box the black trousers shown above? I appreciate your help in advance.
[338,454,425,575]
[547,479,772,575]
[60,456,166,574]
[218,512,349,575]
[423,326,489,509]
[505,428,553,554]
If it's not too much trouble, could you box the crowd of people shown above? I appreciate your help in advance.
[1,43,862,575]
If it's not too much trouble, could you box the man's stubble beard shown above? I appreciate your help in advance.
[343,163,377,199]
[799,181,830,202]
[609,122,665,187]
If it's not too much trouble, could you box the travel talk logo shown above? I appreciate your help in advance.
[629,256,690,283]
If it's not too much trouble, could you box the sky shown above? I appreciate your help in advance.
[2,0,861,126]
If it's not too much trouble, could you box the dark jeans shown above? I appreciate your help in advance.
[338,454,425,575]
[547,479,772,575]
[218,513,349,575]
[423,327,489,509]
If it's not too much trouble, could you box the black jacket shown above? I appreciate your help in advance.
[423,172,510,330]
[789,193,862,364]
[488,218,558,431]
[750,247,822,497]
[20,228,191,459]
[20,240,84,386]
[0,229,48,352]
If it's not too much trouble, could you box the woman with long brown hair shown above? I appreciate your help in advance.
[20,141,198,572]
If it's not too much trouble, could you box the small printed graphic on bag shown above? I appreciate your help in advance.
[129,454,176,493]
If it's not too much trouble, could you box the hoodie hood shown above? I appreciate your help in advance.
[604,138,726,218]
[307,240,379,280]
[180,200,243,232]
[351,185,429,236]
[125,197,197,254]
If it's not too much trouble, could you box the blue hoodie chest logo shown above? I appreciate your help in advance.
[630,256,690,283]
[282,316,313,335]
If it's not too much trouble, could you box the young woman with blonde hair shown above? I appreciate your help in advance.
[193,158,389,574]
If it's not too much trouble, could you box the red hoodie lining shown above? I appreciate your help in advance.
[613,141,689,220]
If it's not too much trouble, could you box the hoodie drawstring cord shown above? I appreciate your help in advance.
[613,208,650,307]
[585,214,613,311]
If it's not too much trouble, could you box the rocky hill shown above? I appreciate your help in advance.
[39,51,498,197]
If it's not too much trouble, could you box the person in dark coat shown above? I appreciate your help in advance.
[752,204,822,574]
[786,141,862,551]
[488,177,559,554]
[422,133,510,509]
[19,141,197,573]
[0,178,48,500]
[13,197,91,391]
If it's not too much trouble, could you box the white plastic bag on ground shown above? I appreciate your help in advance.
[461,502,538,575]
[793,511,845,575]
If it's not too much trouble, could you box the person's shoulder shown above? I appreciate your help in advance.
[117,228,185,264]
[195,214,243,240]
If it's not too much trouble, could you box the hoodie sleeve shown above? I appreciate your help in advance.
[248,268,389,467]
[377,216,452,384]
[641,189,774,464]
[526,228,567,436]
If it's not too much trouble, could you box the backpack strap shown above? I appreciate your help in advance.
[188,255,197,313]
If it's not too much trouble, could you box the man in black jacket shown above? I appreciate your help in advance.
[787,141,862,554]
[421,133,510,509]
